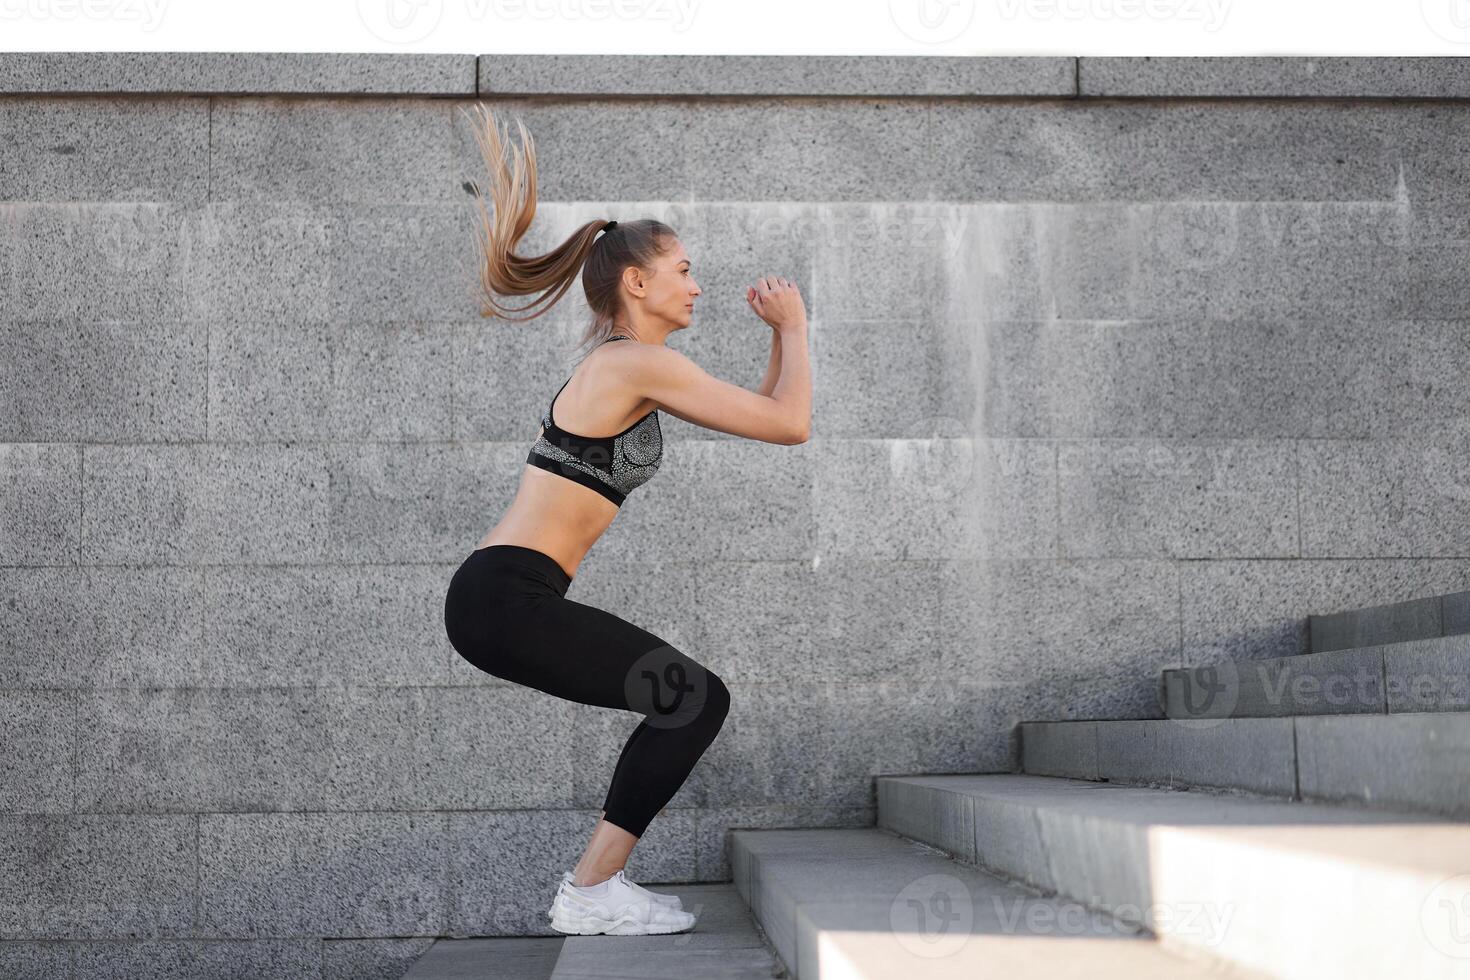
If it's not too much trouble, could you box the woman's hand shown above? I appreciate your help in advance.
[746,276,807,334]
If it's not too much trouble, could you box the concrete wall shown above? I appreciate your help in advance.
[6,52,1470,978]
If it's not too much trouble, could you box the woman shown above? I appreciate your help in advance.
[442,106,811,937]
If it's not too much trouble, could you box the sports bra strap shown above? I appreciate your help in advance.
[546,335,634,426]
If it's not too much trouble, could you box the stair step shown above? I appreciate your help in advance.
[1020,710,1470,818]
[876,773,1470,980]
[730,825,1267,979]
[1310,589,1470,654]
[404,936,562,980]
[402,884,783,980]
[549,883,787,979]
[1162,633,1470,718]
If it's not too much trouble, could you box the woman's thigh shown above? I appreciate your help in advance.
[473,591,721,726]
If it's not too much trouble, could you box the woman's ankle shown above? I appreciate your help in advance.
[572,869,617,888]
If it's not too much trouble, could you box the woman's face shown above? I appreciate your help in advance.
[631,239,700,330]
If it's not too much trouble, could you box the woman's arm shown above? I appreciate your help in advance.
[632,342,808,444]
[768,320,810,443]
[756,330,781,397]
[630,276,810,445]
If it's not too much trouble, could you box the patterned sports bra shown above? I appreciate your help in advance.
[525,335,664,506]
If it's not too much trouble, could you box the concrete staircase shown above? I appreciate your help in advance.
[403,882,788,979]
[728,588,1470,979]
[400,589,1470,978]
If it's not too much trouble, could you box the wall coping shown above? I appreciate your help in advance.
[0,52,477,95]
[3,52,1470,99]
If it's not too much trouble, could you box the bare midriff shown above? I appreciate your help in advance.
[475,416,654,582]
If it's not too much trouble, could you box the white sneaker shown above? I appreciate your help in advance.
[560,869,684,910]
[547,868,697,936]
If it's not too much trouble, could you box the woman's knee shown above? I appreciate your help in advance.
[683,669,730,746]
[704,670,731,727]
[650,658,729,736]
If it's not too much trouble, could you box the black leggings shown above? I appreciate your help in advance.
[442,544,730,840]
